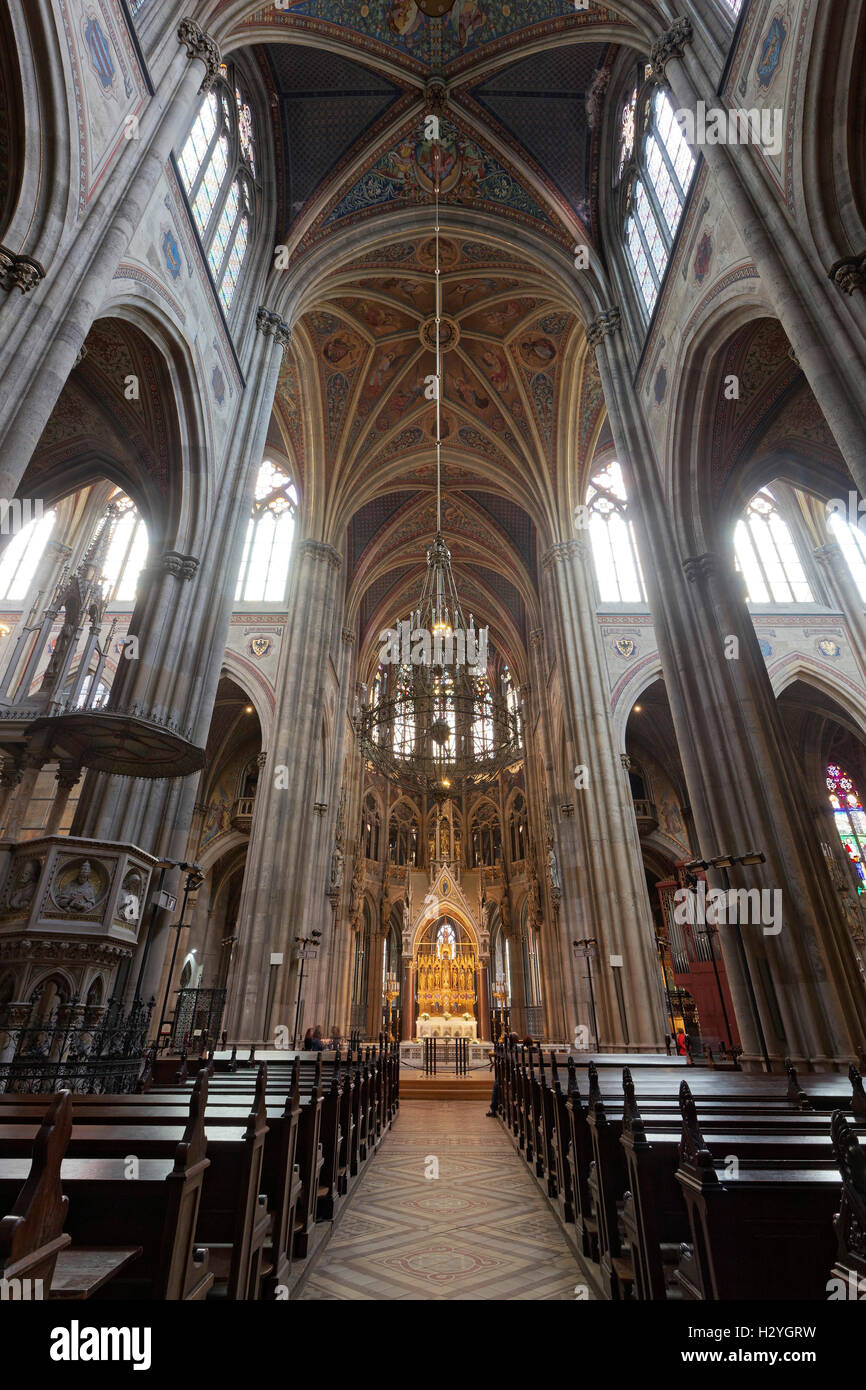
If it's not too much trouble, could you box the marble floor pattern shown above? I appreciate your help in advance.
[299,1101,588,1300]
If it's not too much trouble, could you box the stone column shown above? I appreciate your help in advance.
[0,20,221,487]
[591,306,866,1067]
[0,763,23,830]
[3,755,43,839]
[44,764,81,837]
[367,929,386,1041]
[401,955,414,1041]
[224,540,344,1042]
[541,539,666,1051]
[525,636,579,1042]
[651,18,866,495]
[477,958,490,1040]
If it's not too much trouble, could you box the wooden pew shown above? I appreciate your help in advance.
[829,1109,866,1297]
[0,1073,214,1300]
[0,1090,72,1294]
[673,1081,840,1300]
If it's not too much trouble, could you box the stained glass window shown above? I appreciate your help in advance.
[586,461,648,603]
[177,67,256,319]
[624,84,696,321]
[192,134,228,236]
[235,460,298,603]
[208,180,239,278]
[616,88,637,182]
[827,764,866,890]
[472,677,495,756]
[235,87,256,175]
[178,91,218,194]
[219,216,248,312]
[734,489,814,604]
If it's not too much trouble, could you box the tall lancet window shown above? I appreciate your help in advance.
[586,460,647,603]
[235,460,298,603]
[827,764,866,890]
[103,493,149,602]
[734,489,814,604]
[0,508,56,602]
[176,64,257,315]
[623,83,696,315]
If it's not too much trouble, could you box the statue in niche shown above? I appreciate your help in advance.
[329,845,344,892]
[44,616,75,683]
[403,898,411,933]
[57,860,99,913]
[8,858,40,911]
[547,847,561,893]
[349,859,365,922]
[380,891,392,929]
[528,872,542,926]
[118,869,142,924]
[500,892,511,931]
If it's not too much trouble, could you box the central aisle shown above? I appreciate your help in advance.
[299,1100,588,1300]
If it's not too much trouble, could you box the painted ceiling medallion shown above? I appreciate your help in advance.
[416,0,457,15]
[420,314,460,353]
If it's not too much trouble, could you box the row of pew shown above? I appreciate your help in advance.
[492,1043,866,1300]
[0,1042,398,1300]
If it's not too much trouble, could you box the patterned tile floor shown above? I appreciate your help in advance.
[299,1101,589,1300]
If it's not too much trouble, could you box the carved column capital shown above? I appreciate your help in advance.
[650,17,694,77]
[159,551,199,581]
[586,306,622,347]
[341,627,356,645]
[829,251,866,296]
[682,552,722,585]
[542,538,589,571]
[256,306,292,354]
[529,628,544,650]
[0,245,46,295]
[177,19,222,93]
[55,763,82,793]
[301,540,342,571]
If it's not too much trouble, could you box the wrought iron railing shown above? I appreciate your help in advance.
[169,987,226,1053]
[0,994,154,1094]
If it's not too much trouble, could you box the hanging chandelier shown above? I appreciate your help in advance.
[355,132,522,800]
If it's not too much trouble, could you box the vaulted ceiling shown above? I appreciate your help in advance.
[223,1,646,677]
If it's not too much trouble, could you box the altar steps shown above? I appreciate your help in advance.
[400,1076,492,1100]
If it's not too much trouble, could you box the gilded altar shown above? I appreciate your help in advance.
[415,941,476,1019]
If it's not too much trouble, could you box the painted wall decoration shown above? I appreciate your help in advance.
[756,13,788,90]
[60,0,147,214]
[693,230,713,285]
[242,0,610,70]
[316,119,556,239]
